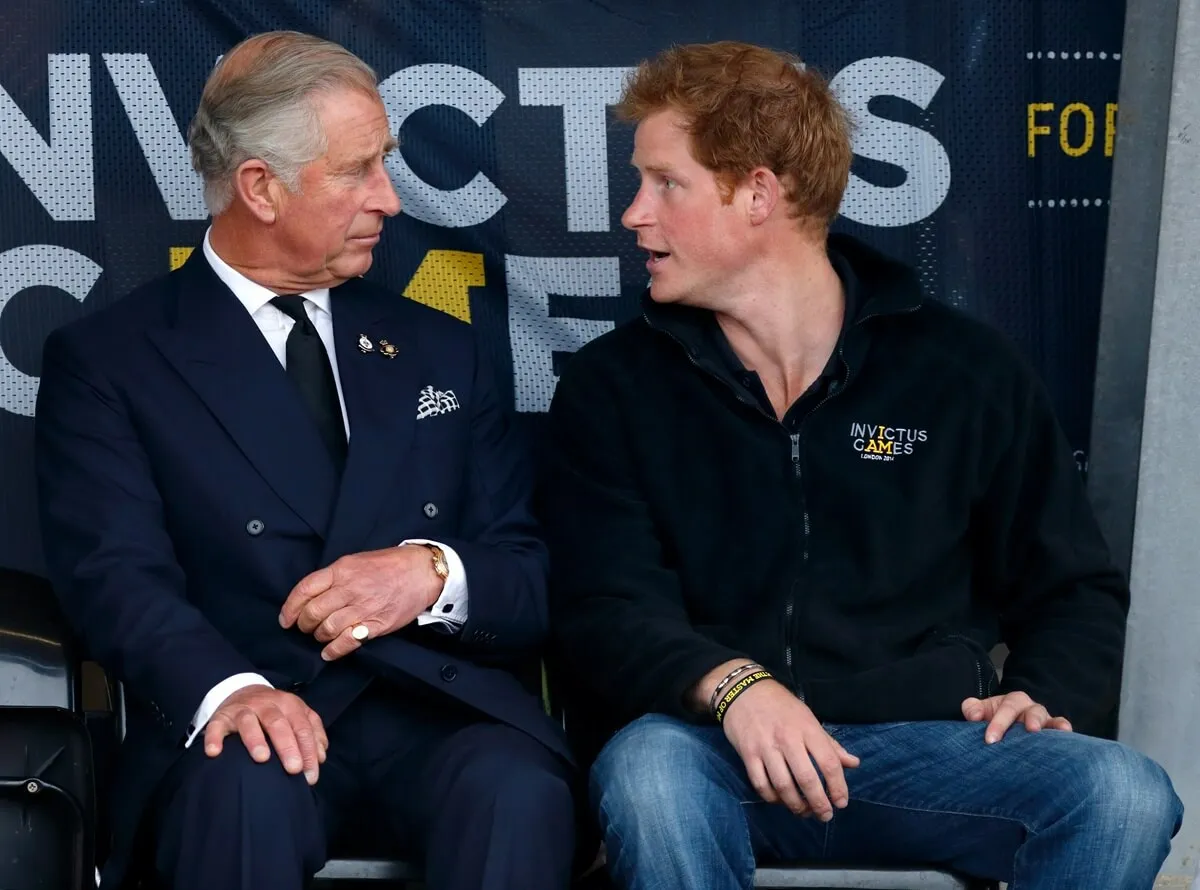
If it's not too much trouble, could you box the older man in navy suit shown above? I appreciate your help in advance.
[35,30,574,890]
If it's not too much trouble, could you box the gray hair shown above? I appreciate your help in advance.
[188,31,379,215]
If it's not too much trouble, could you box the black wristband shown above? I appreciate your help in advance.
[714,669,772,723]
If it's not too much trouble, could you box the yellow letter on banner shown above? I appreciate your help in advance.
[1059,103,1095,157]
[1027,103,1055,157]
[403,250,484,323]
[169,246,194,270]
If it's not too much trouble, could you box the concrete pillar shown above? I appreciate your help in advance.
[1096,0,1200,880]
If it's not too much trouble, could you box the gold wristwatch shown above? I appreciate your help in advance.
[423,543,450,581]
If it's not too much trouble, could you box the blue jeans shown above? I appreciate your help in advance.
[591,715,1183,890]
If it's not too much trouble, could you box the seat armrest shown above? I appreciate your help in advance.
[0,568,80,712]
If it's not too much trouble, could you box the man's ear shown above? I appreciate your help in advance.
[745,167,782,225]
[233,159,280,224]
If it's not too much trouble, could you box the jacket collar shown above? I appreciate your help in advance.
[641,233,925,381]
[148,251,422,560]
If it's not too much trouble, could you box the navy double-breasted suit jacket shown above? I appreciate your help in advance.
[34,251,568,883]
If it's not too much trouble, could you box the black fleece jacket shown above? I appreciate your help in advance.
[541,234,1128,762]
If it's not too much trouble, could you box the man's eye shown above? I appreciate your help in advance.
[663,178,677,190]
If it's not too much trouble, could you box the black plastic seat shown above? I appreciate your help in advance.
[0,568,95,890]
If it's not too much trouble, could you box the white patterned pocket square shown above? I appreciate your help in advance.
[417,385,460,419]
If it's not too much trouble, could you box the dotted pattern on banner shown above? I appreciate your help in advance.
[505,255,621,414]
[912,103,943,304]
[0,54,95,222]
[0,0,1127,577]
[1027,51,1122,60]
[1028,198,1111,208]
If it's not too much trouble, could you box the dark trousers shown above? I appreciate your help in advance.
[149,679,576,890]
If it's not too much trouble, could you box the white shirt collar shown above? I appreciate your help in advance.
[202,228,331,317]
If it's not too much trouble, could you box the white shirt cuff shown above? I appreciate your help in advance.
[402,539,469,629]
[184,673,272,747]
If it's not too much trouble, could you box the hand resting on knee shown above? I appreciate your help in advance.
[203,686,328,786]
[962,690,1072,744]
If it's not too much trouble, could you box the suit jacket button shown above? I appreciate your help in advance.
[423,502,438,518]
[246,519,265,536]
[440,664,458,682]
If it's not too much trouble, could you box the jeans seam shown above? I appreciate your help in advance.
[596,797,626,876]
[736,796,757,887]
[849,795,1033,886]
[849,794,1035,836]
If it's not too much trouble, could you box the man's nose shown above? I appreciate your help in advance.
[369,163,402,217]
[621,188,652,230]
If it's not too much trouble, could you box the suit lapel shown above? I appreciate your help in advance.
[147,253,339,537]
[321,280,421,563]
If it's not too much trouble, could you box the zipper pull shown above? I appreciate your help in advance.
[790,433,801,478]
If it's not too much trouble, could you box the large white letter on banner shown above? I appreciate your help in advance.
[832,57,951,228]
[518,67,633,232]
[0,55,94,221]
[0,245,102,416]
[506,255,620,412]
[378,64,506,228]
[103,54,207,220]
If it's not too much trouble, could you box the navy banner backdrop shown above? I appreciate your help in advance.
[0,1,1124,574]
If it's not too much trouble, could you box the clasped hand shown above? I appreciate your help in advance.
[279,544,445,660]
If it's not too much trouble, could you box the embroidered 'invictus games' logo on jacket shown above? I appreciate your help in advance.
[850,422,928,461]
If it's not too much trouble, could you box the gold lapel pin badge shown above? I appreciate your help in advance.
[378,339,399,359]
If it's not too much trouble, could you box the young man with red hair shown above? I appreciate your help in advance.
[542,41,1181,890]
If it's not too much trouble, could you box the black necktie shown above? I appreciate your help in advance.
[270,295,347,471]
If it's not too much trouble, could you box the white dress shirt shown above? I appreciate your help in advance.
[184,231,468,747]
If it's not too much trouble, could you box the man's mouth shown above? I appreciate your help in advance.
[645,249,670,269]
